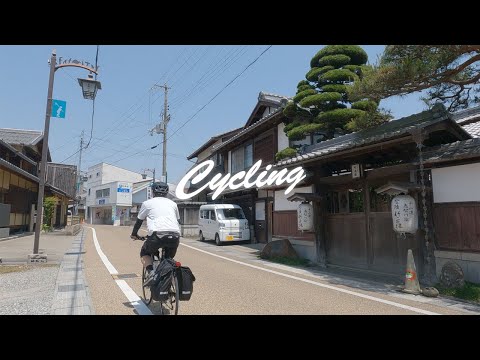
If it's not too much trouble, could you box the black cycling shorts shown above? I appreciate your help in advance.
[140,231,180,259]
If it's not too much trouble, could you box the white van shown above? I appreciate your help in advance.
[198,204,250,245]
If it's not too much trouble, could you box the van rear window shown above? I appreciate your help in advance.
[216,209,246,220]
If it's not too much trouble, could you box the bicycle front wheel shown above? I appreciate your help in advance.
[160,274,179,315]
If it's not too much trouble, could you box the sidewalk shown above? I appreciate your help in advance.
[0,229,75,264]
[0,227,94,315]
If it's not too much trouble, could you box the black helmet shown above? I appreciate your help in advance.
[151,181,169,196]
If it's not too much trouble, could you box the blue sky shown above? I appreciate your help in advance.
[0,45,428,183]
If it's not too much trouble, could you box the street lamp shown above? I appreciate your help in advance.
[142,168,155,182]
[33,49,101,255]
[78,73,102,100]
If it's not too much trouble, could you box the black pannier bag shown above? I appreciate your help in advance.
[151,258,176,301]
[176,266,196,301]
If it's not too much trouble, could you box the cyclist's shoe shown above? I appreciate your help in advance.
[143,270,156,287]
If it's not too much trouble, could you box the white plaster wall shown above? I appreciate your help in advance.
[432,163,480,203]
[274,186,313,211]
[277,123,290,152]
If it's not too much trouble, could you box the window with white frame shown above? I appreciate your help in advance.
[96,188,110,198]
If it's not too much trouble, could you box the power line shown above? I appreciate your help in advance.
[168,46,247,109]
[64,47,199,158]
[108,46,272,166]
[167,45,272,140]
[58,46,191,152]
[59,148,81,163]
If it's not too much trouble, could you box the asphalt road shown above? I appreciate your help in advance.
[83,225,474,315]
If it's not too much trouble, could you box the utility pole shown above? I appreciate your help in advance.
[149,83,170,183]
[75,130,84,215]
[33,50,56,255]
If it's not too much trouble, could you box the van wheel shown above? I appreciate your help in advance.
[215,233,222,246]
[199,231,205,242]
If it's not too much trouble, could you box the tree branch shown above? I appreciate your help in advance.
[448,72,480,86]
[441,53,480,79]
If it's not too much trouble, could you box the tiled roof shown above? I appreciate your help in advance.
[462,121,480,138]
[451,105,480,137]
[258,91,291,105]
[452,105,480,125]
[0,128,43,146]
[419,138,480,164]
[276,104,467,167]
[212,107,284,152]
[187,127,243,160]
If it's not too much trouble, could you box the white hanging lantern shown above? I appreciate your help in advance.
[298,202,313,231]
[391,195,418,234]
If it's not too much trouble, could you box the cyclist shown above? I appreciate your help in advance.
[130,181,181,286]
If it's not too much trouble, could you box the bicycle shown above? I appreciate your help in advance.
[134,236,180,315]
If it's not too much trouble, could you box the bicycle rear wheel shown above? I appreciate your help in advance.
[142,266,153,305]
[159,274,179,315]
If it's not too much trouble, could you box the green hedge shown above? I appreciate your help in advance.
[310,45,368,67]
[343,64,361,73]
[293,89,317,103]
[351,100,378,112]
[284,120,302,133]
[321,84,348,94]
[297,80,310,88]
[306,66,334,82]
[287,123,325,140]
[345,111,390,132]
[283,101,298,118]
[319,69,358,83]
[318,102,348,112]
[299,92,342,108]
[318,54,351,68]
[315,108,365,125]
[297,84,315,92]
[275,147,298,161]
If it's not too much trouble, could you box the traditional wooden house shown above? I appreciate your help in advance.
[275,104,472,280]
[206,92,317,260]
[0,128,77,236]
[417,105,480,284]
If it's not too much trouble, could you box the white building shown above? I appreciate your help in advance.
[86,163,146,226]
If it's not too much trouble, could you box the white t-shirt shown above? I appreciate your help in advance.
[137,197,181,236]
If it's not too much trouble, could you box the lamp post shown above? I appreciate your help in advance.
[33,49,101,254]
[142,168,155,182]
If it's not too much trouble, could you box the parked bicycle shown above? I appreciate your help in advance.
[134,236,180,315]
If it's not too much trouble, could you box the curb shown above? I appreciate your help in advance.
[50,228,95,315]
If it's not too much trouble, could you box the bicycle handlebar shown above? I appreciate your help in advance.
[131,235,146,241]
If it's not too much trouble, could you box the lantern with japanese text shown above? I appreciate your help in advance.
[298,202,313,231]
[391,195,418,234]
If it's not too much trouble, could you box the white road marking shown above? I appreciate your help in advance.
[116,280,152,316]
[90,227,118,275]
[88,227,152,316]
[180,242,440,315]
